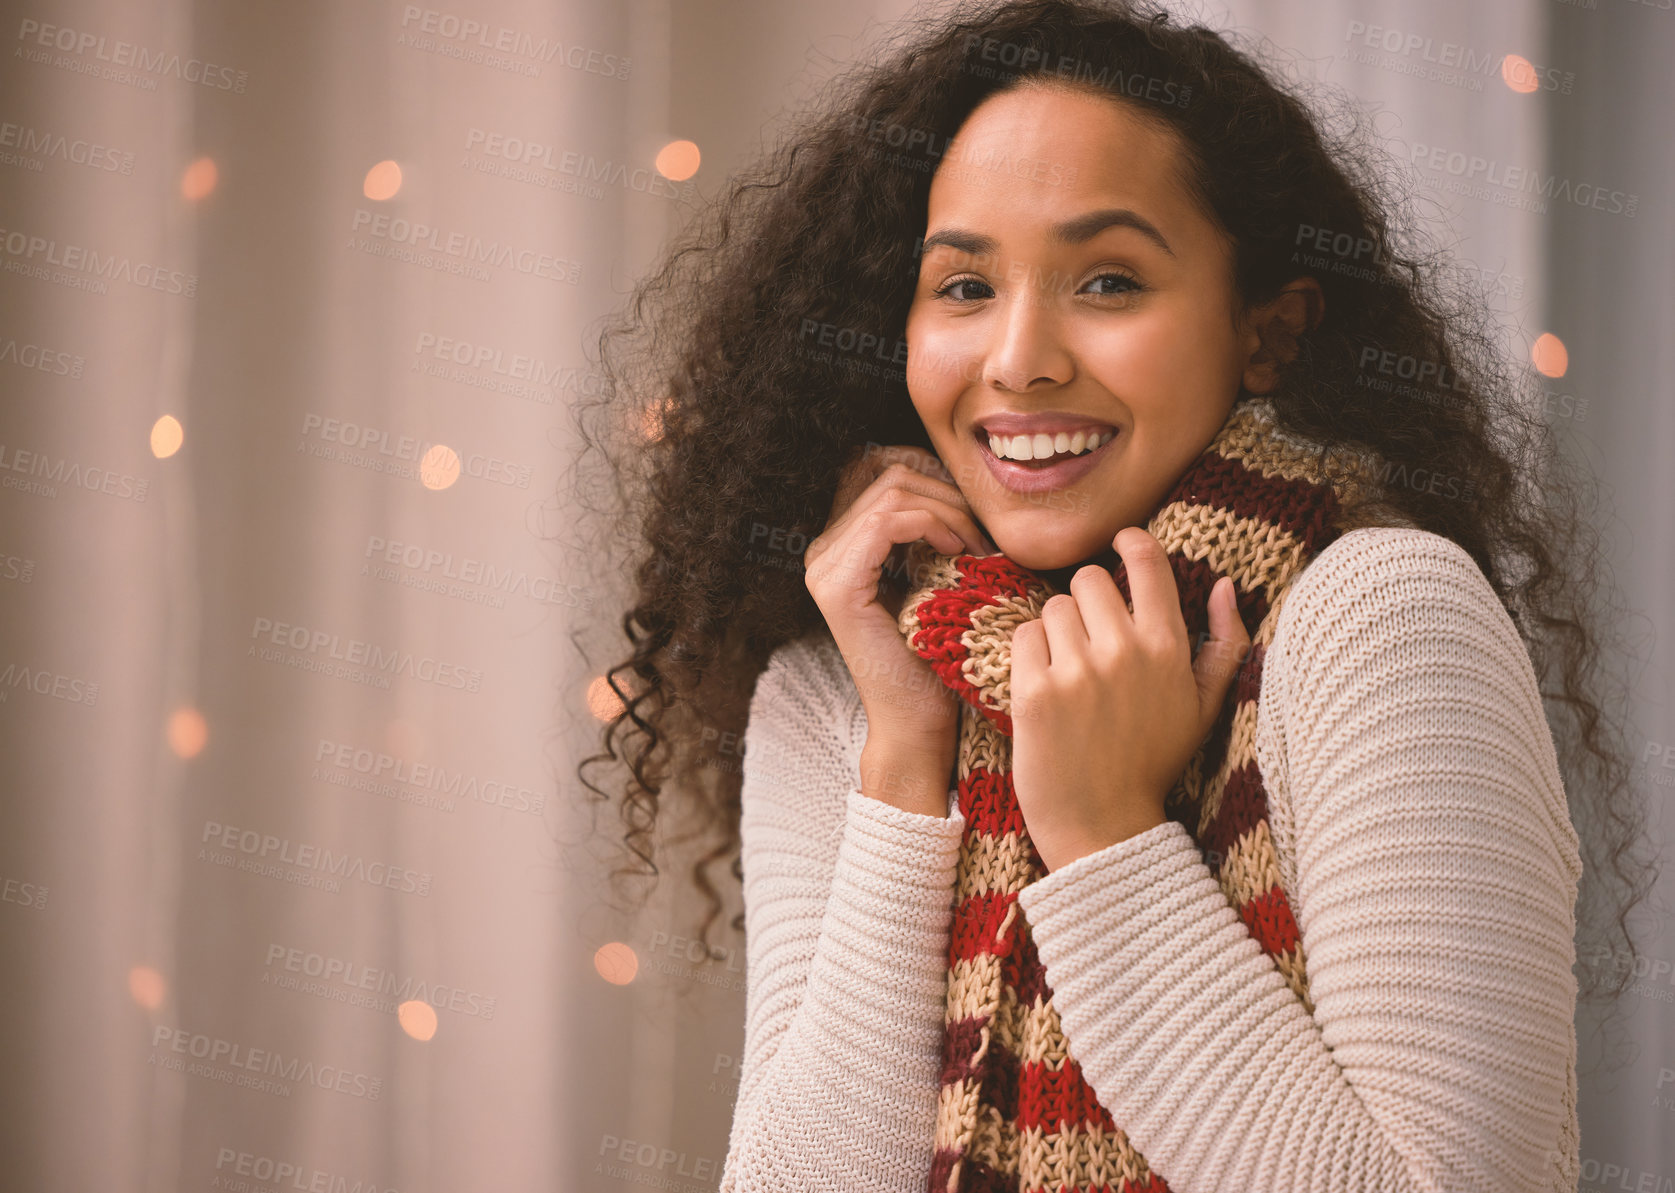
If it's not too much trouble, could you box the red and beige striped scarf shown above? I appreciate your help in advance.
[896,398,1375,1193]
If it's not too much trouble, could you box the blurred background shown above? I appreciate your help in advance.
[1,0,1671,1189]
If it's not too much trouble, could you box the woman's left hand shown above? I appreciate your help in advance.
[1009,526,1252,873]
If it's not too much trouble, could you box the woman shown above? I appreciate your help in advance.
[569,2,1652,1190]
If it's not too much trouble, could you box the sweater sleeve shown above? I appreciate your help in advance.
[1013,528,1584,1193]
[719,635,968,1193]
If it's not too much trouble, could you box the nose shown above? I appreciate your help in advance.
[981,278,1074,392]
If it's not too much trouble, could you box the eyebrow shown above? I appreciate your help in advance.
[920,207,1175,259]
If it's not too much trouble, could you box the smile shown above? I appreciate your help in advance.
[972,424,1119,494]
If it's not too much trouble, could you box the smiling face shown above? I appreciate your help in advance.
[904,81,1260,573]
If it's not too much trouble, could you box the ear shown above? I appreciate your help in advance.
[1240,276,1324,394]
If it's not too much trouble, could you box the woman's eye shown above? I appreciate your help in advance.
[1083,271,1143,297]
[931,276,994,302]
[931,272,1142,303]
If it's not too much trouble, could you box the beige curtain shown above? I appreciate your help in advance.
[1,0,1670,1188]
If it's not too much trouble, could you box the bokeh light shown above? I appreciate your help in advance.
[150,415,184,459]
[166,707,209,759]
[420,444,461,490]
[655,140,700,182]
[594,942,639,985]
[128,965,167,1010]
[364,160,403,201]
[397,1000,438,1041]
[587,675,625,722]
[181,157,218,201]
[1532,332,1569,378]
[1500,54,1539,95]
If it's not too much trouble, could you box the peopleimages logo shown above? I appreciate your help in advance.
[0,224,197,294]
[199,818,433,897]
[14,18,251,92]
[213,1146,398,1193]
[314,736,546,816]
[0,441,149,501]
[0,118,135,174]
[349,208,581,284]
[264,942,498,1019]
[1343,21,1576,94]
[0,659,98,706]
[0,334,85,377]
[298,412,534,489]
[248,615,484,693]
[398,5,630,79]
[363,534,593,611]
[150,1025,382,1100]
[463,128,693,200]
[413,331,602,388]
[1409,141,1638,217]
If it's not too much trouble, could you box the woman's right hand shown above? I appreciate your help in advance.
[803,444,995,811]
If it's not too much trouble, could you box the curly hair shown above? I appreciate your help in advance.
[562,0,1656,1005]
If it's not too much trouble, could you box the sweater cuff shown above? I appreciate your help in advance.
[1015,816,1231,971]
[1016,816,1196,917]
[818,788,965,970]
[794,790,966,1064]
[839,787,966,892]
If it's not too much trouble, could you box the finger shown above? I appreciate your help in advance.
[1113,526,1183,645]
[868,507,966,566]
[880,461,986,526]
[1192,576,1252,725]
[894,493,994,558]
[848,448,982,521]
[862,475,996,556]
[827,464,994,557]
[1066,559,1131,645]
[1038,593,1090,665]
[808,507,962,595]
[1010,617,1047,704]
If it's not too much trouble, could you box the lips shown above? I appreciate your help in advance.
[976,425,1115,464]
[975,423,1119,494]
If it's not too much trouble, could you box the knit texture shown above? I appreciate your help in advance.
[718,537,1583,1192]
[896,398,1358,1193]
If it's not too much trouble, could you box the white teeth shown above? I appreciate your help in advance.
[985,428,1111,462]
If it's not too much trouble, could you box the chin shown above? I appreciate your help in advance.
[992,545,1065,570]
[988,534,1114,575]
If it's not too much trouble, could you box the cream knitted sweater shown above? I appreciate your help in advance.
[717,527,1584,1193]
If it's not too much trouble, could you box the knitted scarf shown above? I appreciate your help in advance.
[896,397,1376,1193]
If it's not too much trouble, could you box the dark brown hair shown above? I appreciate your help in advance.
[561,0,1655,1004]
